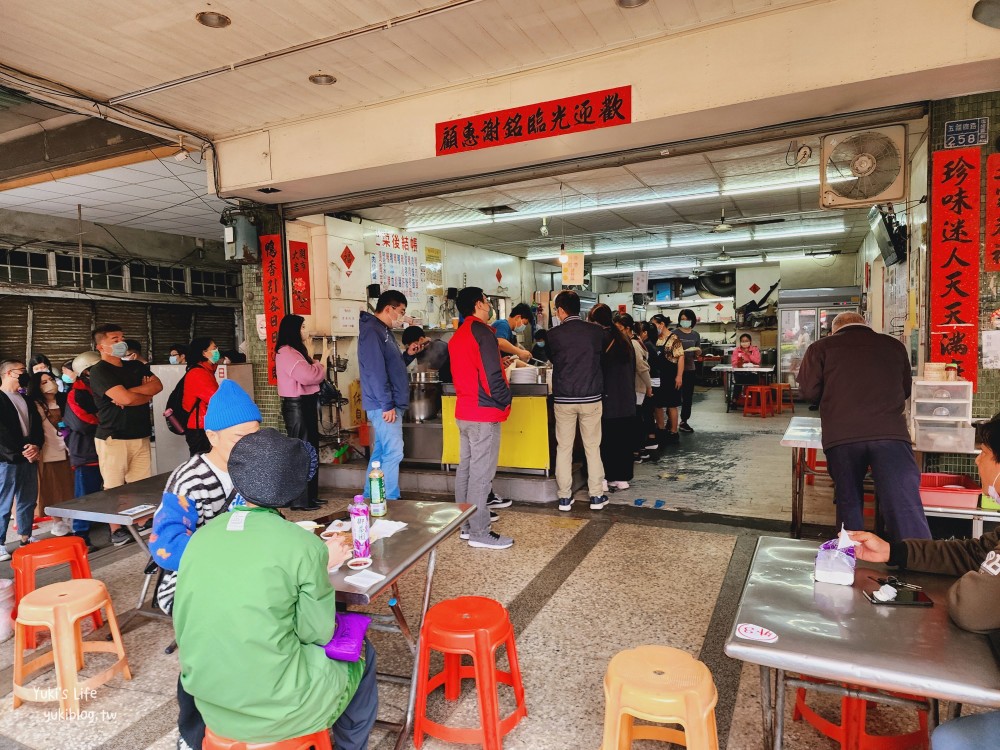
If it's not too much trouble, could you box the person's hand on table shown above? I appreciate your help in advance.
[326,536,353,569]
[848,531,890,563]
[382,409,397,423]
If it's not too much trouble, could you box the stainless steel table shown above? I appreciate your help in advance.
[712,364,775,412]
[44,473,171,631]
[315,500,475,750]
[725,537,1000,749]
[780,417,822,538]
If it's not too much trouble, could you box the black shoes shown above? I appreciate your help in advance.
[678,422,694,433]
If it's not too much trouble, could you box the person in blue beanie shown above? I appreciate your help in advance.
[150,379,262,750]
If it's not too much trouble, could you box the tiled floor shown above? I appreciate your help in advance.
[0,390,950,750]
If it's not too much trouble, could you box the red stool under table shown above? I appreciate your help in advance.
[743,386,773,418]
[202,727,332,750]
[12,536,102,649]
[414,596,527,750]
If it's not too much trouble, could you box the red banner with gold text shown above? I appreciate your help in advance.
[986,154,1000,273]
[259,234,285,385]
[930,147,980,388]
[289,240,311,315]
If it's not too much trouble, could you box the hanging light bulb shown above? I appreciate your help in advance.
[558,243,569,265]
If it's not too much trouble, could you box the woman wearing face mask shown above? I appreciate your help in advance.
[616,314,651,462]
[276,314,331,510]
[29,354,62,392]
[672,309,702,433]
[180,338,221,456]
[730,333,762,407]
[60,359,76,389]
[27,371,74,536]
[650,315,685,445]
[530,329,549,363]
[849,415,1000,749]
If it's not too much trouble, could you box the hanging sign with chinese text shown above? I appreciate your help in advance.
[288,240,311,315]
[929,148,981,388]
[986,154,1000,273]
[259,234,285,386]
[435,86,631,156]
[562,253,585,287]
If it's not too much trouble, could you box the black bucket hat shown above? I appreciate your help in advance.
[228,428,316,508]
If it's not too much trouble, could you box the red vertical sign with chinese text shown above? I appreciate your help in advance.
[986,154,1000,273]
[288,240,312,315]
[259,234,285,385]
[930,148,980,388]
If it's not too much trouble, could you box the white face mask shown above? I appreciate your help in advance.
[515,323,527,333]
[989,469,1000,501]
[169,355,180,365]
[41,381,58,395]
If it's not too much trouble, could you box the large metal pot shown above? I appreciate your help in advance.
[407,371,441,422]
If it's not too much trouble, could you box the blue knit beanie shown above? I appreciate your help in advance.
[204,380,262,431]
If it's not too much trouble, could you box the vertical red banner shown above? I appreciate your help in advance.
[930,148,981,388]
[288,240,312,315]
[986,154,1000,273]
[259,234,285,385]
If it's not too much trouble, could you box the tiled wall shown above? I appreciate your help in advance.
[925,91,1000,475]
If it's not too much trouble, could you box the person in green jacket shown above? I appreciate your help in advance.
[173,428,378,748]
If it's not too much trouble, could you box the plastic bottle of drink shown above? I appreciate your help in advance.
[369,461,387,518]
[349,495,371,559]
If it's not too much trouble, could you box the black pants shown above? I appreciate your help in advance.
[185,428,211,456]
[680,369,696,423]
[600,416,635,483]
[282,394,320,505]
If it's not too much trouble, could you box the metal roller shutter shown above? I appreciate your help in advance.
[0,296,30,362]
[193,307,237,355]
[94,301,150,355]
[149,305,193,364]
[29,298,94,366]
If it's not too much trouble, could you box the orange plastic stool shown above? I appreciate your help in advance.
[793,680,928,749]
[413,596,527,750]
[203,727,332,750]
[743,386,773,418]
[12,536,102,649]
[12,579,131,715]
[601,645,719,750]
[770,383,795,415]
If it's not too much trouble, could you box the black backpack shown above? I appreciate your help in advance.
[163,372,194,435]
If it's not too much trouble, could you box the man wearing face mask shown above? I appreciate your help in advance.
[359,290,413,502]
[169,345,187,366]
[0,360,43,561]
[491,302,533,362]
[89,323,163,547]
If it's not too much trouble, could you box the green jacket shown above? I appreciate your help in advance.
[173,506,364,742]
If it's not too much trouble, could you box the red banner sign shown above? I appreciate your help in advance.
[435,86,631,156]
[260,234,285,386]
[289,240,311,315]
[930,147,981,388]
[987,154,1000,273]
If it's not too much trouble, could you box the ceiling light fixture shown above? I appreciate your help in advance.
[588,246,834,276]
[195,11,231,28]
[558,243,569,265]
[309,73,338,85]
[973,0,1000,28]
[540,217,549,237]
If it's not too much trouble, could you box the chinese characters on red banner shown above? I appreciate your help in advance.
[930,148,981,388]
[987,154,1000,273]
[435,86,631,156]
[373,231,420,298]
[288,240,311,315]
[259,234,285,385]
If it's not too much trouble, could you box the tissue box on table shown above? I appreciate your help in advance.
[814,533,856,586]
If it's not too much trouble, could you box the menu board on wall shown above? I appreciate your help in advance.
[929,147,981,388]
[259,234,285,385]
[369,230,421,300]
[986,154,1000,273]
[425,246,444,298]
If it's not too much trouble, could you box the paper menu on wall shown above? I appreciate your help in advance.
[333,303,360,336]
[983,331,1000,370]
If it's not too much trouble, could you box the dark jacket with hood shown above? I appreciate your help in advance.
[547,316,605,405]
[358,310,411,413]
[64,378,99,468]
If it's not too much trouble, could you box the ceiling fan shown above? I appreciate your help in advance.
[704,208,786,234]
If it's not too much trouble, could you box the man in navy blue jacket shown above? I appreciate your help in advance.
[358,290,422,500]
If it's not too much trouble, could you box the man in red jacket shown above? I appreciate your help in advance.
[448,287,514,550]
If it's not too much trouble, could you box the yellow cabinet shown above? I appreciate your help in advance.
[441,395,549,470]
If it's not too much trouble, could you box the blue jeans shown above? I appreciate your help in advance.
[0,461,39,542]
[363,409,404,500]
[932,710,1000,749]
[72,464,103,533]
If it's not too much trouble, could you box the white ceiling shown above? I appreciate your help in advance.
[0,157,227,239]
[354,119,927,276]
[0,0,824,139]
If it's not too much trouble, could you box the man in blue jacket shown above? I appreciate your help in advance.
[358,290,422,500]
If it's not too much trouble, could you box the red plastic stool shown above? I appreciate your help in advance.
[770,383,795,414]
[203,727,332,750]
[743,386,773,418]
[12,536,102,650]
[414,596,527,750]
[793,679,928,749]
[805,448,828,486]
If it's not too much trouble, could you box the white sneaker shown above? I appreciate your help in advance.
[0,545,9,562]
[468,531,514,549]
[50,520,71,536]
[609,481,630,491]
